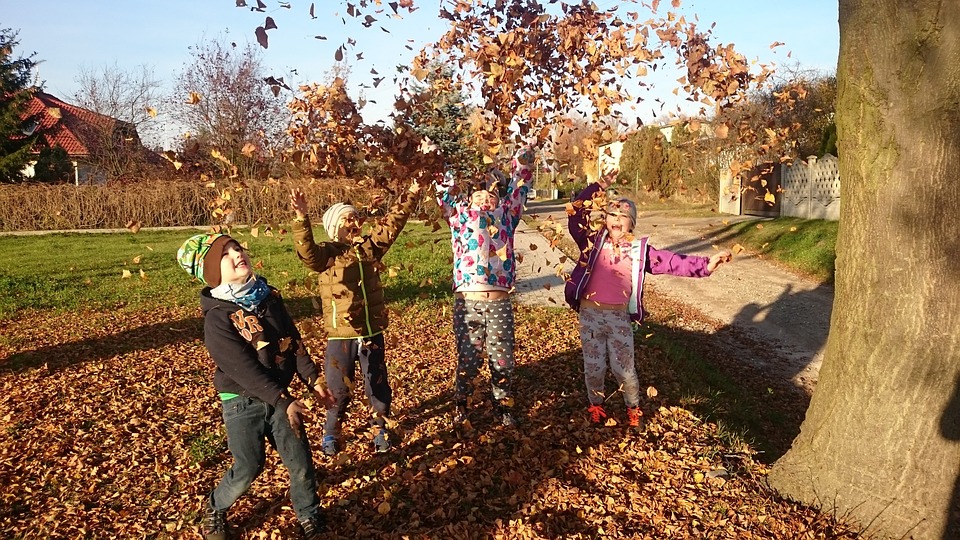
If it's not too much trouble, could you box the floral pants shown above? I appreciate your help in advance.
[578,307,640,407]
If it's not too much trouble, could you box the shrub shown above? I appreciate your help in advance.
[0,177,416,231]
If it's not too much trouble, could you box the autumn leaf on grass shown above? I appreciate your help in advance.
[132,255,142,264]
[139,269,147,280]
[732,243,745,255]
[121,269,132,279]
[790,226,798,232]
[251,227,259,238]
[646,386,659,398]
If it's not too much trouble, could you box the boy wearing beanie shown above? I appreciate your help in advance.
[177,233,333,540]
[289,179,423,457]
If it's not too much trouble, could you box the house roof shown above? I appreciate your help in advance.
[21,91,133,156]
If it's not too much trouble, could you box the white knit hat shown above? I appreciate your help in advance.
[322,202,358,240]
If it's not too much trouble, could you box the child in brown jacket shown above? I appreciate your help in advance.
[289,180,421,455]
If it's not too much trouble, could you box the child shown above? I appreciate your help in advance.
[176,233,332,540]
[564,173,731,426]
[289,180,421,456]
[436,144,534,428]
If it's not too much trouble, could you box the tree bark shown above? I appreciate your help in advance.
[767,1,960,539]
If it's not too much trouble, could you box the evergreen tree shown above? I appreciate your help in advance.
[0,28,41,183]
[400,63,482,178]
[33,146,73,183]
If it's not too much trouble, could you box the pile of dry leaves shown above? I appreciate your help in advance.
[0,301,859,538]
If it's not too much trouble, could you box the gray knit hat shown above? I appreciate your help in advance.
[608,197,637,229]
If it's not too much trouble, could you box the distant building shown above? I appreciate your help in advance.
[19,91,163,183]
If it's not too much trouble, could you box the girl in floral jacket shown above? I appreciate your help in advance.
[436,144,534,428]
[565,172,731,427]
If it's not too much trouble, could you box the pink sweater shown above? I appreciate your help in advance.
[582,241,633,305]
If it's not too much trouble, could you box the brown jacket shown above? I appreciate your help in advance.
[292,190,418,339]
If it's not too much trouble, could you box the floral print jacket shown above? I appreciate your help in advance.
[436,146,534,292]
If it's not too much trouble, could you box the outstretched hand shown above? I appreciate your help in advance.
[290,188,309,219]
[598,168,620,189]
[707,251,732,273]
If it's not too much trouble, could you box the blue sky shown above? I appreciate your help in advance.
[3,0,838,146]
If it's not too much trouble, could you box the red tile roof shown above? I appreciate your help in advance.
[21,92,133,156]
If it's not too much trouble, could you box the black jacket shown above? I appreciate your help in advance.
[200,285,319,412]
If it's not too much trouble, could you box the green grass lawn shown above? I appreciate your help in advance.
[724,217,838,283]
[0,224,453,319]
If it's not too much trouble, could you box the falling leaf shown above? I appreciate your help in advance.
[256,341,270,350]
[186,92,201,105]
[146,107,157,118]
[646,386,659,398]
[255,26,268,48]
[126,220,142,234]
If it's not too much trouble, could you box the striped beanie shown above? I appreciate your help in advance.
[177,233,232,287]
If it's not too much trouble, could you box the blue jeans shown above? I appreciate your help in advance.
[208,396,320,522]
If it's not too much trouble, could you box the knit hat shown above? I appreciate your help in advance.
[608,197,638,229]
[177,233,232,287]
[321,202,358,241]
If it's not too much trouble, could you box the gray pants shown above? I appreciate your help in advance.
[453,296,515,404]
[578,307,640,407]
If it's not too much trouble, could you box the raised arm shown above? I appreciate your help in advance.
[367,180,423,257]
[435,170,464,218]
[289,188,345,271]
[502,144,535,216]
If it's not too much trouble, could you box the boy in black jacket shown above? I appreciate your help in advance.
[177,233,333,540]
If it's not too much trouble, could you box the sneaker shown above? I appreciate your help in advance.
[321,435,338,457]
[202,507,228,540]
[373,428,391,453]
[499,411,518,427]
[627,406,643,427]
[587,404,607,424]
[300,515,325,539]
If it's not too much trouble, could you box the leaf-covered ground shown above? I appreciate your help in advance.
[0,301,860,539]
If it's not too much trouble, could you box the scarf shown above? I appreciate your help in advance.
[210,274,271,312]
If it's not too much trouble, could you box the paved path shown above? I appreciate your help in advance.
[511,200,834,393]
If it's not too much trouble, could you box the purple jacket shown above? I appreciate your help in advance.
[564,182,713,322]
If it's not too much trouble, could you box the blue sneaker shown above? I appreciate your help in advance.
[321,435,338,457]
[373,428,391,453]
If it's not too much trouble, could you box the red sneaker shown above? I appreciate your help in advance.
[627,406,643,427]
[587,404,607,424]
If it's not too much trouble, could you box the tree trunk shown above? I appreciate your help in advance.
[767,2,960,539]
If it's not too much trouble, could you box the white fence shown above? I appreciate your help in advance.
[780,154,841,221]
[719,154,841,221]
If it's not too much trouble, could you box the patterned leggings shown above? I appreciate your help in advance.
[453,296,515,404]
[578,307,640,407]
